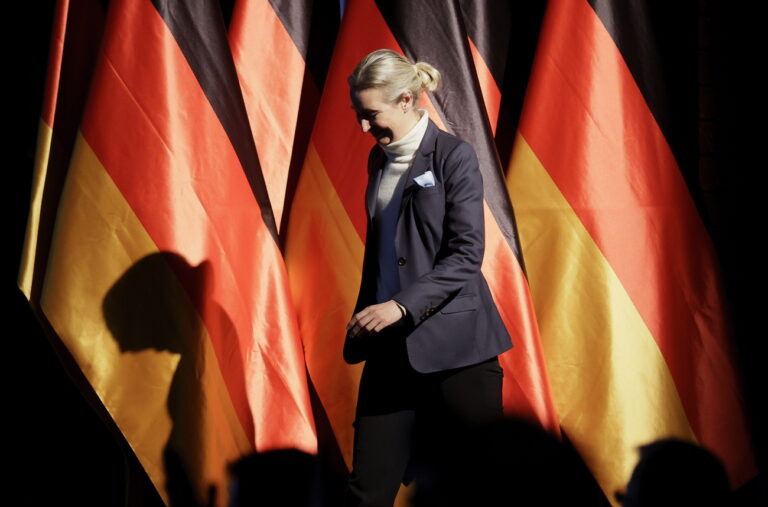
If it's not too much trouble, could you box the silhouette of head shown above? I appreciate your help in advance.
[617,438,730,507]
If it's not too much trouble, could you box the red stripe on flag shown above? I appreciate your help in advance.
[41,0,69,125]
[468,36,501,136]
[229,0,308,232]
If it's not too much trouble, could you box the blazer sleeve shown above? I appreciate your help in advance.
[392,141,485,323]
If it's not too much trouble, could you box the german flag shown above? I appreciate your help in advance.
[229,0,339,234]
[507,0,756,499]
[284,1,559,495]
[24,0,316,504]
[19,0,105,304]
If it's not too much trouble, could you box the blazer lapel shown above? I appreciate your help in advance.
[399,119,439,217]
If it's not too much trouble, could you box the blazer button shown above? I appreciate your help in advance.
[397,257,407,266]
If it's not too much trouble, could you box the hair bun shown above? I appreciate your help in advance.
[414,62,441,93]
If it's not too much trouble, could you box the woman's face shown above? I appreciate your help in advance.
[351,87,413,145]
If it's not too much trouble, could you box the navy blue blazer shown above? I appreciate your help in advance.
[344,119,513,373]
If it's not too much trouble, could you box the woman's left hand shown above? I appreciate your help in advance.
[346,300,403,338]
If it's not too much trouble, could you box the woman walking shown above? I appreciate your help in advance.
[343,49,513,506]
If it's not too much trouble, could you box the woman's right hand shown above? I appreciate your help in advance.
[346,300,404,338]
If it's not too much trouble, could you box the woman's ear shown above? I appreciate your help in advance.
[399,91,413,112]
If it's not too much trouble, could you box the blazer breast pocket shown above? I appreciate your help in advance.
[410,183,444,215]
[412,183,442,197]
[405,183,446,249]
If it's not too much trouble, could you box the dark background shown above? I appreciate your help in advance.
[8,1,765,504]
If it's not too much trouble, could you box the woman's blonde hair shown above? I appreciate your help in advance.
[348,49,441,106]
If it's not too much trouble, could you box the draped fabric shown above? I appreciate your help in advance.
[21,1,317,503]
[20,1,757,504]
[506,0,756,500]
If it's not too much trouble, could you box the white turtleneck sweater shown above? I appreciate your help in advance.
[374,109,430,308]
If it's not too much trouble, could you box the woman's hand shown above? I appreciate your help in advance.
[346,300,404,338]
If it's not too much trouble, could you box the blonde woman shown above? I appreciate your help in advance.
[343,49,512,505]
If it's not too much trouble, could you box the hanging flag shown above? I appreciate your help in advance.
[506,0,756,500]
[28,0,316,504]
[284,2,558,495]
[229,0,339,233]
[19,0,105,303]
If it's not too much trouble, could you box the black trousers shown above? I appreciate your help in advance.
[344,335,504,507]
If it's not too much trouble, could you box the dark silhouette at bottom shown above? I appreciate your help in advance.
[412,417,605,506]
[616,438,731,507]
[228,449,325,507]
